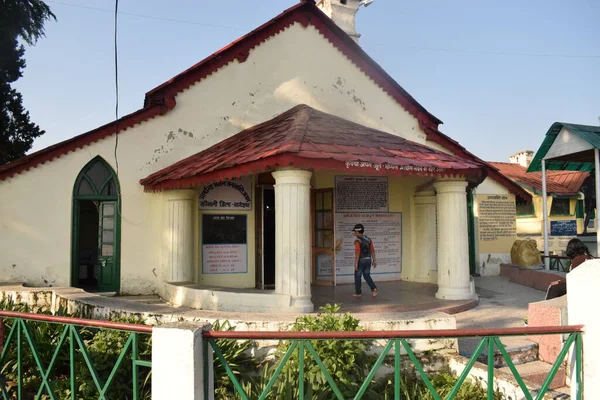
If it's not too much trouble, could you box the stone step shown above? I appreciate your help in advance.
[499,360,566,390]
[459,338,539,368]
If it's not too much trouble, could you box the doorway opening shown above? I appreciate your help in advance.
[263,188,276,289]
[77,200,100,291]
[71,156,121,293]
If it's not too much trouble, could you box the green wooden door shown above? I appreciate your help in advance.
[72,157,121,293]
[98,201,117,292]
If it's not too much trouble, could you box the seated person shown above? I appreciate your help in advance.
[545,239,594,300]
[565,238,594,271]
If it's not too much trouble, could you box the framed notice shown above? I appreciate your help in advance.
[550,220,577,237]
[202,215,247,274]
[333,212,402,281]
[199,177,252,211]
[476,194,516,253]
[335,176,388,212]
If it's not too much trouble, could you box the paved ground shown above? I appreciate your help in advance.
[312,280,477,314]
[454,276,547,356]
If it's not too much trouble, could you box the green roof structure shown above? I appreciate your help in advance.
[528,122,600,173]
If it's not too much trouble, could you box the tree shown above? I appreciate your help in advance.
[0,0,55,164]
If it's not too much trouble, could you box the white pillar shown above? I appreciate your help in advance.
[167,190,195,282]
[541,159,550,268]
[414,191,437,282]
[272,169,314,313]
[433,180,475,300]
[152,322,213,400]
[567,259,600,399]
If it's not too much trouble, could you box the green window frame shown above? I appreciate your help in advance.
[516,198,535,217]
[314,190,333,249]
[576,200,584,219]
[550,198,571,216]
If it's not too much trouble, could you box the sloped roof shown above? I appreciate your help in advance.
[141,105,484,191]
[528,122,600,173]
[490,162,588,196]
[0,0,531,203]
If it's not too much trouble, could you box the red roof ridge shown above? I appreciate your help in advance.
[1,0,448,182]
[0,104,168,181]
[140,104,484,191]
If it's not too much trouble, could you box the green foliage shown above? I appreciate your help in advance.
[213,304,507,400]
[0,0,55,164]
[268,303,375,399]
[212,320,256,399]
[0,298,152,399]
[372,371,505,400]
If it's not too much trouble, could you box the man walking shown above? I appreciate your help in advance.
[352,223,378,298]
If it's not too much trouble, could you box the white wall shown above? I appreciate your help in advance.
[0,22,448,294]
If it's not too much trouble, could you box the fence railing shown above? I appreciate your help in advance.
[541,255,571,272]
[0,310,152,400]
[203,325,584,400]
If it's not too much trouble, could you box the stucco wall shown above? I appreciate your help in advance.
[0,22,447,294]
[314,172,431,283]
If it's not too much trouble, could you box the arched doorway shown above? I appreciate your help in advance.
[71,157,121,292]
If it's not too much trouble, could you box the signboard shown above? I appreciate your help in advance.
[550,220,577,237]
[202,215,247,274]
[476,194,517,253]
[332,212,402,281]
[316,253,333,278]
[199,177,252,211]
[335,176,388,212]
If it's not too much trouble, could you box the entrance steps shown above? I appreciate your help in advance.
[460,339,571,397]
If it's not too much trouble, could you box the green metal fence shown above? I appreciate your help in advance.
[204,325,583,400]
[0,310,152,400]
[542,255,571,272]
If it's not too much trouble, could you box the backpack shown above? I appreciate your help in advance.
[356,236,372,258]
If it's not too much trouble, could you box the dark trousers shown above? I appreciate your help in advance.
[354,258,377,295]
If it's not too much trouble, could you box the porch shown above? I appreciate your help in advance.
[160,280,477,314]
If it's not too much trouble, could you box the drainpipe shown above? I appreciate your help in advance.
[542,160,549,269]
[595,148,600,256]
[467,189,477,275]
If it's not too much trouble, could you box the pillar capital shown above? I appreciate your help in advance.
[414,190,437,205]
[433,180,468,194]
[165,189,197,201]
[272,169,312,185]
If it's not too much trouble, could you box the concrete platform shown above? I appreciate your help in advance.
[159,280,478,314]
[312,280,478,315]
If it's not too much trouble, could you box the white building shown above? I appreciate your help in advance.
[0,0,529,312]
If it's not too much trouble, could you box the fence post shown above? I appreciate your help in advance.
[152,322,213,400]
[567,259,600,398]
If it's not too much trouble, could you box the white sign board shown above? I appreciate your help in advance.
[202,244,247,274]
[316,253,333,279]
[199,177,252,210]
[333,212,402,283]
[335,176,388,212]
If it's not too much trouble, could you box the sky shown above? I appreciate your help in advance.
[14,0,600,162]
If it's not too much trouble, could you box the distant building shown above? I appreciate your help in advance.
[490,153,590,255]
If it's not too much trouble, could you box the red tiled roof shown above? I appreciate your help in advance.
[140,105,484,191]
[489,162,588,196]
[0,0,531,203]
[0,0,443,182]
